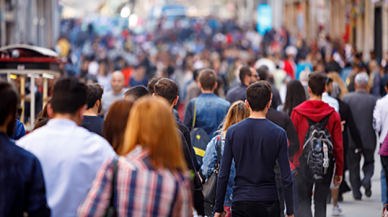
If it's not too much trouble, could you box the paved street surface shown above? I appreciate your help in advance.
[327,150,382,217]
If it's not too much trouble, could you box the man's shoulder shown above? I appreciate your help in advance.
[7,138,38,162]
[377,95,388,105]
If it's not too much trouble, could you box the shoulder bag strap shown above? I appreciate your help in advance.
[215,136,221,167]
[109,158,119,208]
[192,99,197,129]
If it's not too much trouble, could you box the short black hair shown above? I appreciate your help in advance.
[86,83,104,109]
[154,78,178,105]
[308,72,326,96]
[193,69,200,81]
[257,66,269,81]
[199,69,217,91]
[51,78,87,115]
[0,80,19,136]
[246,81,272,112]
[124,85,150,101]
[147,77,162,94]
[326,77,333,85]
[239,66,252,84]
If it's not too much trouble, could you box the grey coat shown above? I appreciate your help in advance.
[343,90,377,150]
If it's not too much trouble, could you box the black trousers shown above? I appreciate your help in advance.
[232,201,280,217]
[295,170,333,217]
[347,148,375,196]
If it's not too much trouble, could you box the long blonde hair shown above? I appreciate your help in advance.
[121,96,187,172]
[327,72,348,100]
[219,101,250,136]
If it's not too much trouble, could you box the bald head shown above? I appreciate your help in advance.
[111,71,125,93]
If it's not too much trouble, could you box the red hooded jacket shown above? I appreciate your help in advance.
[291,100,344,176]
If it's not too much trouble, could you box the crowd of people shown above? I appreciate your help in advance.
[2,16,388,217]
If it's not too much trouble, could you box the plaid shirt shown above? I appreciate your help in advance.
[78,146,193,217]
[379,132,388,156]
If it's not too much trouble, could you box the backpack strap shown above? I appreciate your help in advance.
[306,114,331,128]
[192,99,197,130]
[319,114,331,128]
[215,135,221,166]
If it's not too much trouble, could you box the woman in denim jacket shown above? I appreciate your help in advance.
[201,101,250,216]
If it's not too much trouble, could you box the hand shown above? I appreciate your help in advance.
[341,121,346,132]
[333,175,343,186]
[214,212,226,217]
[286,215,294,217]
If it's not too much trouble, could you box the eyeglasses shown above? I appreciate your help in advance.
[252,74,260,78]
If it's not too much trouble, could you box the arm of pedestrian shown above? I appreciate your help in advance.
[333,175,343,187]
[214,134,233,214]
[373,101,381,133]
[278,131,294,217]
[27,157,51,217]
[347,108,364,150]
[332,113,344,178]
[78,159,113,216]
[184,100,194,130]
[201,137,218,180]
[341,121,346,132]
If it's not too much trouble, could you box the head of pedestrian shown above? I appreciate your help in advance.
[147,77,162,94]
[239,65,259,86]
[354,72,369,91]
[0,80,19,137]
[121,97,187,171]
[153,78,178,109]
[123,85,150,101]
[308,72,327,99]
[218,101,250,136]
[198,69,218,93]
[246,81,272,115]
[47,78,87,126]
[104,100,134,153]
[283,80,306,116]
[325,77,334,95]
[85,83,104,115]
[256,65,269,81]
[110,71,125,94]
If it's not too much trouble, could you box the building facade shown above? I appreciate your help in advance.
[0,0,60,48]
[283,0,388,62]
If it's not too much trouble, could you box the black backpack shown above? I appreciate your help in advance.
[299,115,334,182]
[190,99,211,164]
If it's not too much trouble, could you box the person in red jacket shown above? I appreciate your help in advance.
[291,72,343,217]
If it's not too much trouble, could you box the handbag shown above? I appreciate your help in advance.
[202,136,222,216]
[104,158,119,217]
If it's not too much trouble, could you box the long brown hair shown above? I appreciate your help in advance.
[327,72,348,100]
[103,100,134,153]
[219,100,250,137]
[121,97,187,172]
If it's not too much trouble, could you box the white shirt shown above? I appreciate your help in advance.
[17,119,116,217]
[374,95,388,144]
[322,92,339,112]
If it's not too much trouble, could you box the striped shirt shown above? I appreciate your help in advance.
[78,146,193,217]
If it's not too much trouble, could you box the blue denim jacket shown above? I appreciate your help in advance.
[0,132,50,216]
[201,135,236,207]
[184,93,230,138]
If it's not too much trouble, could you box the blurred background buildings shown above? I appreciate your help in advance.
[0,0,387,61]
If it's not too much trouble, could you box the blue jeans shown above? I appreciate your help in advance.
[382,167,387,205]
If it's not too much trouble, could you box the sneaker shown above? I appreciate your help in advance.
[332,204,343,216]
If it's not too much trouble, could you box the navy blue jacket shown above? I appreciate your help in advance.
[0,132,50,217]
